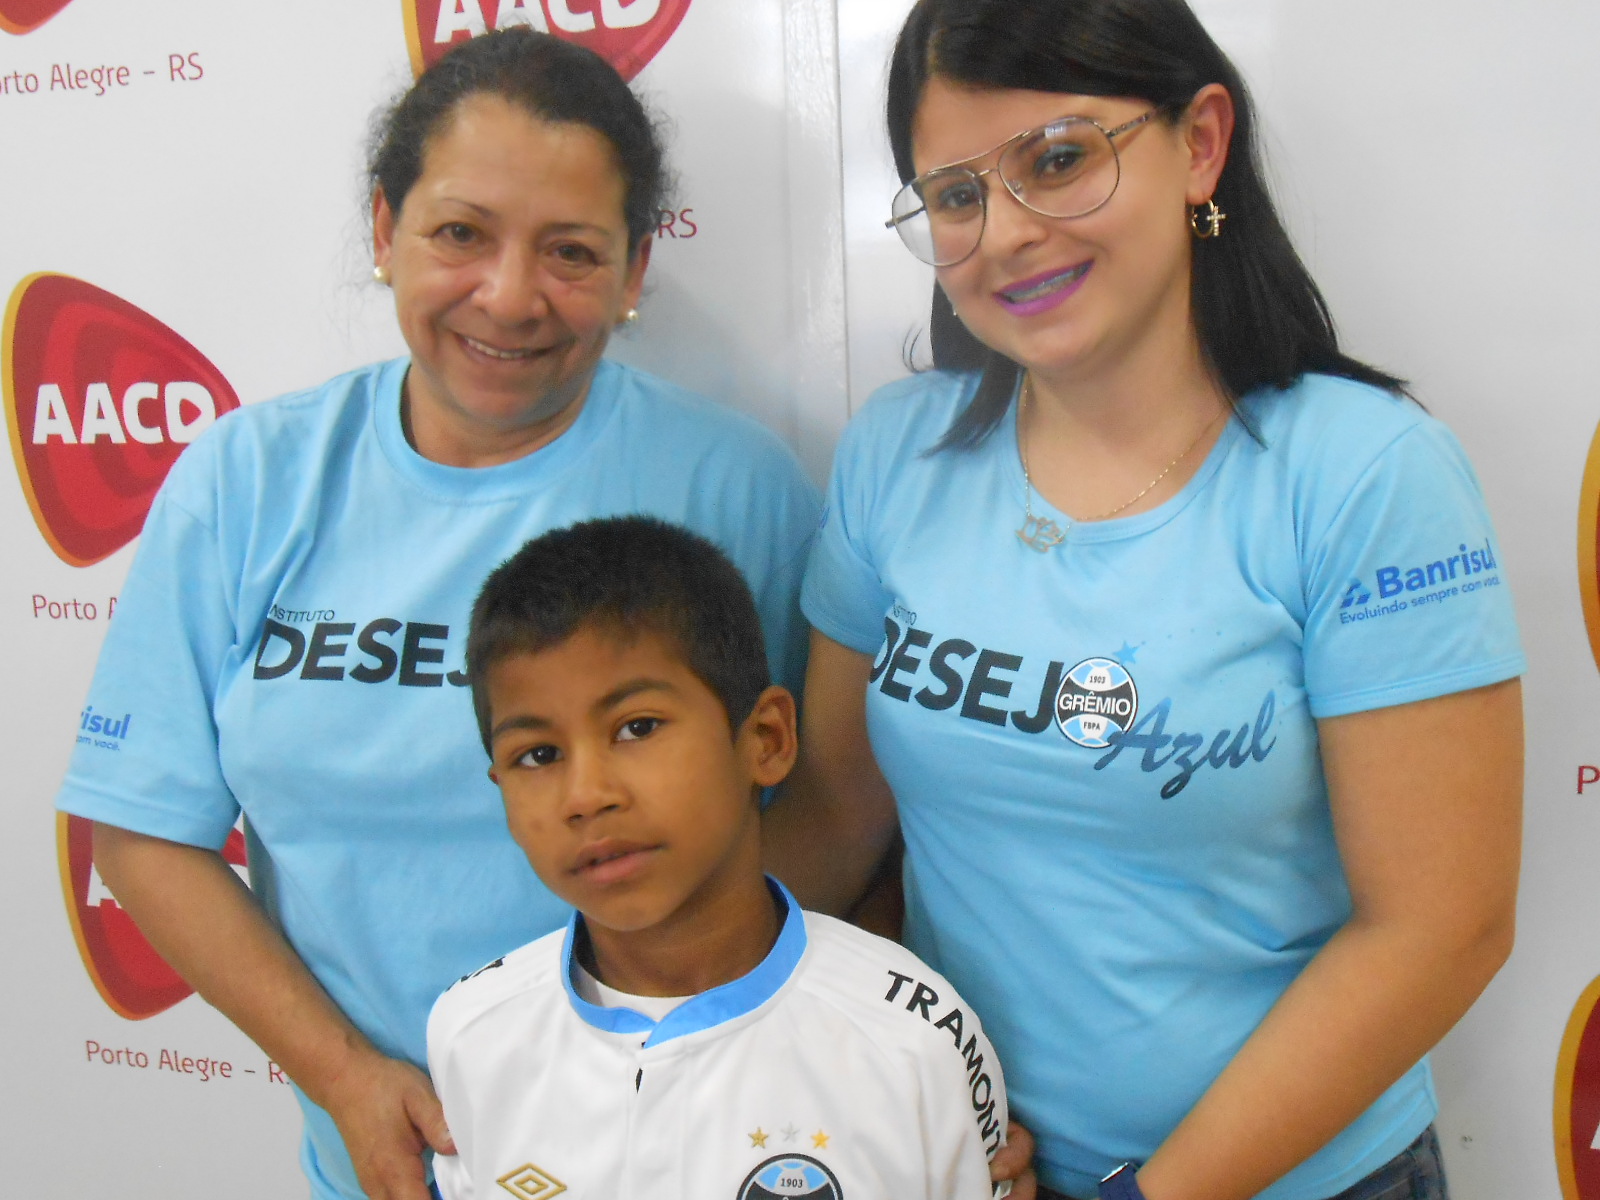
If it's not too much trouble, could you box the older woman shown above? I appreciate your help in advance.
[778,2,1524,1199]
[55,30,820,1200]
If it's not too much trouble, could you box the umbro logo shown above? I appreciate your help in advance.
[497,1163,567,1199]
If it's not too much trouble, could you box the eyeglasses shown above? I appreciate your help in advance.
[885,110,1159,266]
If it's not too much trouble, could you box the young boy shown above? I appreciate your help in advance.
[429,516,1008,1200]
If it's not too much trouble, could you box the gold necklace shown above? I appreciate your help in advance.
[1015,379,1227,553]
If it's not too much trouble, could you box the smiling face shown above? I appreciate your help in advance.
[913,77,1215,386]
[373,94,649,467]
[485,624,795,961]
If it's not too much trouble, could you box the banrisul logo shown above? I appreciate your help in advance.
[57,814,249,1019]
[1338,537,1502,627]
[4,273,240,566]
[0,0,74,35]
[404,0,691,79]
[77,704,131,751]
[1339,580,1371,609]
[1556,973,1600,1199]
[1055,657,1137,749]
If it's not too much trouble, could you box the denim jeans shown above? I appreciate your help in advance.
[1037,1125,1449,1200]
[1323,1126,1448,1200]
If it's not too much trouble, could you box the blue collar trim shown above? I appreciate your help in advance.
[560,878,807,1047]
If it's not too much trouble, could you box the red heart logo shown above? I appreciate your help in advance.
[4,274,240,567]
[1558,974,1600,1199]
[403,0,692,80]
[57,814,249,1019]
[0,0,73,34]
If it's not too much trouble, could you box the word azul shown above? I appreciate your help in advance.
[1093,693,1277,799]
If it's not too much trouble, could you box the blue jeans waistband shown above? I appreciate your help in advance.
[1036,1124,1448,1200]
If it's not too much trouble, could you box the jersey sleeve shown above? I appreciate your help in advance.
[431,1153,474,1200]
[54,459,243,848]
[911,976,1010,1200]
[1300,419,1525,718]
[802,410,896,655]
[427,996,477,1200]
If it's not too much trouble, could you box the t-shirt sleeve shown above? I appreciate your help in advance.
[54,474,242,848]
[802,412,896,655]
[1300,419,1525,718]
[744,467,821,699]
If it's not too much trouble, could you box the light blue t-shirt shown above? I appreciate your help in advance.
[55,357,820,1200]
[801,370,1524,1200]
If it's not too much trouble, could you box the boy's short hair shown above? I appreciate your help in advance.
[466,516,771,752]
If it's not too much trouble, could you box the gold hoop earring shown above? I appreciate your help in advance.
[1190,199,1227,239]
[372,265,390,285]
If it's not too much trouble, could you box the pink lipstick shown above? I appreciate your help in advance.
[995,262,1091,317]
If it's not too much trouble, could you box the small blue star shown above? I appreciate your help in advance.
[1113,642,1141,664]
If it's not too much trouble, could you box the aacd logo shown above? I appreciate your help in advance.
[4,273,240,567]
[1578,420,1600,675]
[404,0,692,80]
[1557,974,1600,1199]
[0,0,74,35]
[57,813,249,1019]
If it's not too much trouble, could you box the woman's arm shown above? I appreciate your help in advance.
[762,630,901,916]
[93,823,456,1200]
[1135,678,1523,1200]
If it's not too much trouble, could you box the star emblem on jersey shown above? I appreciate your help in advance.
[780,1124,800,1143]
[811,1130,830,1149]
[749,1127,769,1147]
[737,1153,844,1199]
[496,1163,567,1199]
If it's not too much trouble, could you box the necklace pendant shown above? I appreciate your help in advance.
[1016,514,1066,552]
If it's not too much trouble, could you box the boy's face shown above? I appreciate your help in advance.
[484,623,795,937]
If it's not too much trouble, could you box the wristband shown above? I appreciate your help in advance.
[1099,1163,1148,1200]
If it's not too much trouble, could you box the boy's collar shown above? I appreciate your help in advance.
[560,877,807,1047]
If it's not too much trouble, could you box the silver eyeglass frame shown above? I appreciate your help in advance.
[885,109,1160,266]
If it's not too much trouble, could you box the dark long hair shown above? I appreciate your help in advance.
[888,0,1405,451]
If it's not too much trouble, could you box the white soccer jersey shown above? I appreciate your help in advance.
[427,882,1007,1200]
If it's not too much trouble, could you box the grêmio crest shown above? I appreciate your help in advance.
[738,1155,843,1200]
[404,0,692,79]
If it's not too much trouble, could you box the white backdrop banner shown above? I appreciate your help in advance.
[1,0,843,1194]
